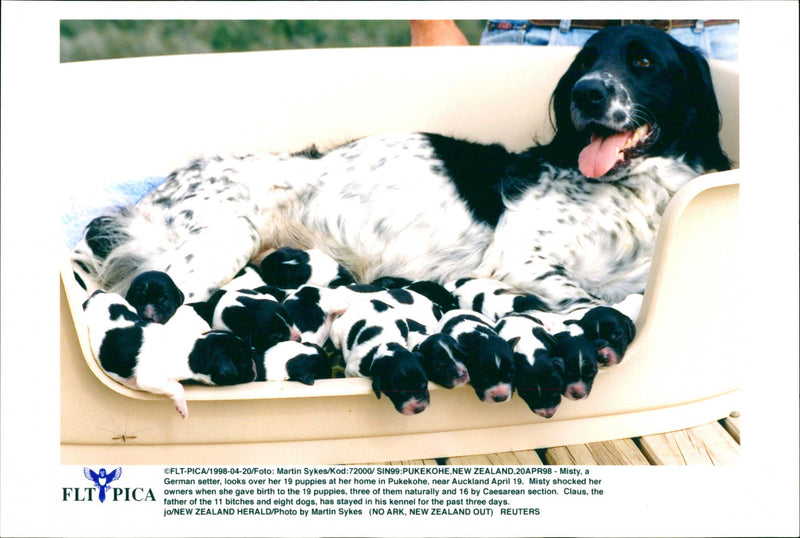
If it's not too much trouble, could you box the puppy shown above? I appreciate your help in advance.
[495,313,564,417]
[437,309,516,403]
[259,247,355,290]
[125,270,184,324]
[414,333,470,389]
[221,263,268,292]
[329,298,429,415]
[447,277,549,322]
[372,276,459,315]
[257,340,332,384]
[553,331,598,401]
[564,306,636,367]
[202,289,301,353]
[281,286,349,345]
[82,290,256,418]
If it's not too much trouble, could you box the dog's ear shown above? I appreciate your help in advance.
[670,39,730,170]
[371,375,382,399]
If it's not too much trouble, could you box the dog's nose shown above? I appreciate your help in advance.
[572,78,609,114]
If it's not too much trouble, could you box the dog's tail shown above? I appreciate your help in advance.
[70,206,168,297]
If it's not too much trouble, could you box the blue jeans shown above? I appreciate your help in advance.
[480,20,739,61]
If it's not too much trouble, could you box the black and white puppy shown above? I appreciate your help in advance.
[447,277,549,322]
[259,247,355,290]
[329,298,429,415]
[202,288,301,353]
[563,306,637,367]
[82,290,256,418]
[257,340,332,384]
[125,270,185,324]
[437,309,517,404]
[372,277,459,315]
[281,285,350,345]
[553,331,598,400]
[495,313,565,417]
[414,333,470,389]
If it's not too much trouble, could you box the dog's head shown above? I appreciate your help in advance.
[284,342,332,385]
[219,293,301,352]
[514,351,565,418]
[554,332,598,400]
[415,333,470,388]
[549,24,730,179]
[370,344,430,415]
[125,270,184,324]
[188,330,257,385]
[459,331,516,404]
[565,306,636,367]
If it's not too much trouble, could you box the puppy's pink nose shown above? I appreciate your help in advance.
[536,407,558,419]
[565,383,587,400]
[485,384,512,403]
[290,328,302,341]
[597,346,620,366]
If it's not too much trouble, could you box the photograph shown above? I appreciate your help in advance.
[1,2,798,537]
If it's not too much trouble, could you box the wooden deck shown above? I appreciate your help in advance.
[374,411,740,466]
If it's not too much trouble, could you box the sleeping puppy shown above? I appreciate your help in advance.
[82,290,256,418]
[563,306,636,367]
[125,270,185,324]
[202,288,301,353]
[281,286,350,345]
[259,247,355,290]
[446,277,549,322]
[221,264,269,291]
[414,333,470,389]
[553,331,598,400]
[329,298,429,415]
[495,313,564,417]
[371,277,459,315]
[437,309,517,404]
[257,340,332,384]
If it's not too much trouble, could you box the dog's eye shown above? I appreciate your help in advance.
[631,56,653,69]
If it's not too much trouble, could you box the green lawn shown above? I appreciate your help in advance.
[60,20,488,63]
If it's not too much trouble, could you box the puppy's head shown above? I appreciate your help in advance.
[188,331,256,385]
[259,247,312,289]
[370,344,430,415]
[415,333,469,388]
[460,332,516,404]
[566,306,635,367]
[554,333,598,400]
[514,351,565,418]
[285,343,333,385]
[221,293,301,352]
[125,271,184,324]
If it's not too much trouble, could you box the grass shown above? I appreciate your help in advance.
[60,20,488,63]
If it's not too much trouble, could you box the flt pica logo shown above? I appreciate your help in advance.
[62,467,156,503]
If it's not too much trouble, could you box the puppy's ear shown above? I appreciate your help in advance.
[371,376,382,399]
[297,373,316,386]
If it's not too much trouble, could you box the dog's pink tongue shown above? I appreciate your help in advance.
[578,131,633,178]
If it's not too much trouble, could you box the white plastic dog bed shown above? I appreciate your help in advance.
[59,45,739,465]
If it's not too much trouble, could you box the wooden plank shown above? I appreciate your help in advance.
[721,411,740,444]
[511,449,544,465]
[445,453,493,465]
[637,421,740,465]
[543,439,650,466]
[486,452,524,465]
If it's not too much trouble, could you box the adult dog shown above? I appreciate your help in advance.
[72,25,729,329]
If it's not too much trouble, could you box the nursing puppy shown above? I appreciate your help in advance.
[82,290,256,418]
[495,313,565,417]
[257,340,332,384]
[125,270,185,324]
[437,309,516,403]
[259,247,355,290]
[203,288,301,353]
[329,298,429,415]
[372,277,459,315]
[414,333,470,389]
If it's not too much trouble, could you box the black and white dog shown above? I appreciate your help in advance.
[82,290,257,418]
[72,25,729,369]
[125,270,185,324]
[329,298,430,415]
